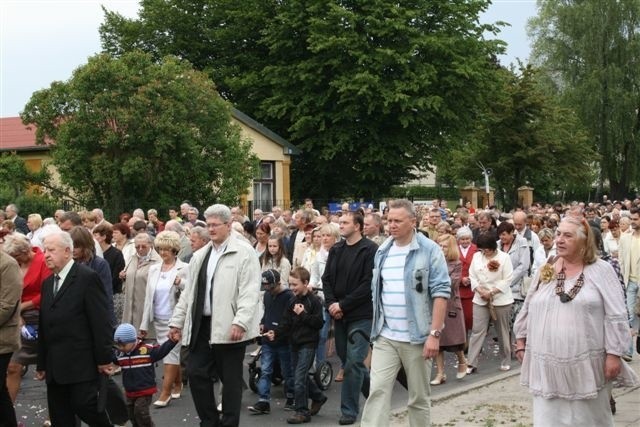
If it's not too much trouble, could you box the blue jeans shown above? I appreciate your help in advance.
[334,318,371,419]
[316,309,331,363]
[257,343,294,402]
[291,345,324,416]
[627,281,639,356]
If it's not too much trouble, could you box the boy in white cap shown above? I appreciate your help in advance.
[248,269,295,415]
[113,323,180,426]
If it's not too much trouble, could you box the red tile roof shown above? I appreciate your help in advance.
[0,117,49,152]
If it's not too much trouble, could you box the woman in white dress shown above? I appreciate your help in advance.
[514,216,638,427]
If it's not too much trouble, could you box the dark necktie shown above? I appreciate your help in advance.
[53,274,61,296]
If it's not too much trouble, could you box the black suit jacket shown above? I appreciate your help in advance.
[37,262,113,385]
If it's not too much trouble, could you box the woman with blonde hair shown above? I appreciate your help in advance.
[311,222,341,366]
[26,213,44,249]
[431,233,467,384]
[139,230,189,407]
[3,233,51,403]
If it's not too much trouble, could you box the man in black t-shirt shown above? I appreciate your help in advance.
[322,211,377,425]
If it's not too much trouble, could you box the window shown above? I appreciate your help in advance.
[253,161,275,212]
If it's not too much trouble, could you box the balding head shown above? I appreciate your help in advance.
[512,211,527,233]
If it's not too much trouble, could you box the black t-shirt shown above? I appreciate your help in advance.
[334,237,366,298]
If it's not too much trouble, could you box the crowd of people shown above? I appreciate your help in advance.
[0,196,639,427]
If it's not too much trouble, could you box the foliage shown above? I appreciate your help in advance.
[388,185,460,203]
[0,153,59,218]
[21,51,258,218]
[529,0,640,200]
[435,65,598,210]
[0,152,50,200]
[99,0,506,199]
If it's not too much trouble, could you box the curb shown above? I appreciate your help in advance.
[389,368,522,420]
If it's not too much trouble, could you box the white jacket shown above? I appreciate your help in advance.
[169,236,261,345]
[139,259,190,332]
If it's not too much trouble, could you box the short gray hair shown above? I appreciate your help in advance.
[44,230,74,251]
[388,199,416,218]
[456,226,473,240]
[134,232,154,245]
[165,220,184,234]
[3,233,31,256]
[204,204,231,223]
[190,226,210,242]
[538,227,554,241]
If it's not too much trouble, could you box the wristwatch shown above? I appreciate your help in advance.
[429,330,441,338]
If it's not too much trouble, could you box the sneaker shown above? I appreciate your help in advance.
[287,413,311,424]
[284,398,295,411]
[621,354,632,362]
[309,395,328,416]
[248,401,270,414]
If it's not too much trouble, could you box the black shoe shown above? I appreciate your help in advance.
[610,396,616,415]
[248,401,270,414]
[309,396,327,416]
[284,398,295,411]
[287,413,311,424]
[339,416,356,425]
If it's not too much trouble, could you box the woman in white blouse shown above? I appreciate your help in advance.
[466,232,514,374]
[139,231,189,407]
[310,223,341,366]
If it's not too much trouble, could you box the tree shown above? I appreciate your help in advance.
[0,152,49,200]
[21,51,257,218]
[529,0,640,200]
[436,65,598,209]
[100,0,505,199]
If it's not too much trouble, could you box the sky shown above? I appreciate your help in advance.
[0,0,538,118]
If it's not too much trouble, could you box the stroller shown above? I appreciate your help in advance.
[248,338,334,393]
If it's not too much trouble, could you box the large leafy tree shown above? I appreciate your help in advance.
[100,0,505,199]
[21,51,257,217]
[529,0,640,200]
[436,65,598,209]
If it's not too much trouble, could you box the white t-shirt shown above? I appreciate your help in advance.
[380,242,411,342]
[154,266,176,320]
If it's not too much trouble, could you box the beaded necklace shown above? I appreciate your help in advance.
[554,266,585,303]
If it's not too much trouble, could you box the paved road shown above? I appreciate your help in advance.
[15,337,510,426]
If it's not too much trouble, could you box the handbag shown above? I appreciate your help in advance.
[97,374,129,425]
[521,275,533,298]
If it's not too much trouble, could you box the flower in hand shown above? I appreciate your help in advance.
[487,260,500,272]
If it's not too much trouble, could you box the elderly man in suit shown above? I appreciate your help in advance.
[36,230,114,426]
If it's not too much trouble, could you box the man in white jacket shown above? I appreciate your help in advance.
[169,204,261,427]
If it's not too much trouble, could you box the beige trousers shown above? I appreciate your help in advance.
[361,336,432,427]
[466,303,512,368]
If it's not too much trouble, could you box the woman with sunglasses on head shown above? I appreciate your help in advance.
[514,217,639,426]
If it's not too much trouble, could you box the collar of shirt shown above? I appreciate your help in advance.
[212,237,230,254]
[56,259,75,286]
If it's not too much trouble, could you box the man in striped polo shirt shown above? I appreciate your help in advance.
[361,199,451,427]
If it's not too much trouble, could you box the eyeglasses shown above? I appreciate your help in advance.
[207,222,228,229]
